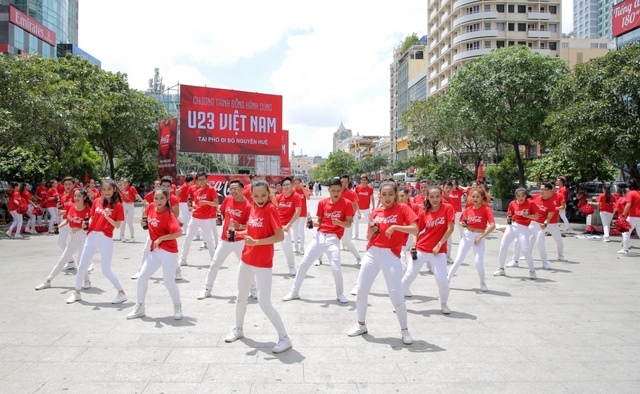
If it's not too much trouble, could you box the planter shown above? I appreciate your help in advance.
[491,197,511,212]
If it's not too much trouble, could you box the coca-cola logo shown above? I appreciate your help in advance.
[515,209,529,216]
[149,218,161,227]
[208,178,230,202]
[247,217,264,227]
[468,215,482,223]
[425,216,445,228]
[536,204,548,212]
[226,208,243,217]
[279,202,293,208]
[373,214,399,224]
[160,126,171,155]
[324,211,342,219]
[68,216,83,224]
[358,191,370,196]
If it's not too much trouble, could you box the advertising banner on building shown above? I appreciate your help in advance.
[179,84,283,155]
[158,118,178,181]
[9,5,56,46]
[613,0,640,37]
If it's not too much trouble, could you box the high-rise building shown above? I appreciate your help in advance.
[333,122,352,153]
[612,0,640,48]
[574,0,614,39]
[427,0,562,97]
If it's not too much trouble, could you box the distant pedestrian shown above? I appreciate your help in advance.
[619,179,640,256]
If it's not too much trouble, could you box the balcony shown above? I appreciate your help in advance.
[453,47,493,62]
[453,0,481,11]
[430,54,438,63]
[441,77,449,86]
[441,43,450,54]
[532,48,552,56]
[453,29,499,44]
[453,11,499,27]
[430,40,437,49]
[441,59,449,68]
[528,30,551,38]
[430,69,437,79]
[430,85,437,94]
[528,12,551,20]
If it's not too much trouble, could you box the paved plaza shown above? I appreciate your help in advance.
[0,196,639,393]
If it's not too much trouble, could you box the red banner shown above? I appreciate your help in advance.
[613,0,640,37]
[9,5,57,47]
[281,129,290,174]
[158,118,178,181]
[179,85,283,155]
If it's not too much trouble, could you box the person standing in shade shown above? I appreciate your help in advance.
[118,178,143,242]
[283,178,352,304]
[176,174,195,235]
[292,176,311,255]
[66,179,127,304]
[347,180,418,345]
[276,177,302,276]
[401,186,455,314]
[45,180,59,234]
[127,187,184,320]
[339,175,362,264]
[59,177,79,269]
[353,175,375,240]
[224,179,292,354]
[595,185,617,243]
[619,179,640,256]
[5,182,23,239]
[556,177,571,233]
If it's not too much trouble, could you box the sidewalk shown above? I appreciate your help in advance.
[0,196,639,393]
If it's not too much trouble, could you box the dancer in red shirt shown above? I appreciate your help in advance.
[619,179,640,255]
[347,180,418,344]
[224,179,292,354]
[127,187,184,320]
[45,179,60,234]
[556,177,571,233]
[176,174,195,234]
[118,178,143,242]
[276,177,302,275]
[339,175,362,263]
[292,176,311,255]
[21,182,38,234]
[595,186,617,242]
[58,177,78,269]
[353,175,375,239]
[447,188,496,291]
[5,182,23,238]
[397,186,423,275]
[401,186,455,314]
[35,188,92,290]
[283,178,353,303]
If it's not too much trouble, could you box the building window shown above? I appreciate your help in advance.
[508,23,515,31]
[549,24,557,32]
[485,22,492,30]
[497,40,505,48]
[497,4,505,12]
[29,35,38,53]
[549,42,557,50]
[508,4,514,13]
[518,5,526,13]
[562,42,569,48]
[467,5,480,14]
[485,4,491,11]
[540,42,546,49]
[599,43,608,48]
[518,23,526,31]
[466,41,480,51]
[508,41,515,46]
[518,41,526,46]
[485,41,492,48]
[549,6,557,14]
[497,22,505,31]
[467,23,480,32]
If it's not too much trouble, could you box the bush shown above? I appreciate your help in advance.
[485,154,520,199]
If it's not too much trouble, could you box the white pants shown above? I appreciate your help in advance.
[180,217,216,262]
[546,223,565,259]
[57,224,75,264]
[559,209,570,232]
[204,240,245,289]
[208,218,220,246]
[292,216,306,253]
[281,230,296,269]
[26,205,36,231]
[138,237,152,270]
[448,230,486,283]
[8,210,22,235]
[120,203,135,239]
[499,224,534,270]
[622,216,640,252]
[355,247,408,329]
[455,212,463,238]
[235,261,287,338]
[600,211,614,238]
[47,207,58,232]
[402,251,449,304]
[513,222,547,264]
[353,208,370,239]
[400,236,414,273]
[179,202,191,233]
[137,248,181,305]
[47,230,89,282]
[341,226,361,260]
[76,231,123,291]
[513,223,565,262]
[291,232,343,296]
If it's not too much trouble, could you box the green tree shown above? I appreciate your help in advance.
[402,97,441,162]
[485,153,520,199]
[546,43,640,184]
[311,151,357,183]
[527,148,617,184]
[355,155,389,176]
[446,45,569,186]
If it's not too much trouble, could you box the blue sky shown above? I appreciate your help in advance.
[80,0,574,158]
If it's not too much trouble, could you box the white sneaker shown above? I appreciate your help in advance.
[199,243,208,250]
[493,268,505,276]
[604,236,611,242]
[175,269,183,280]
[173,304,183,320]
[347,323,368,337]
[299,249,305,256]
[14,233,23,239]
[131,271,140,280]
[66,292,81,304]
[272,335,292,354]
[64,262,76,271]
[506,260,519,268]
[617,249,629,255]
[250,287,258,299]
[82,280,91,290]
[480,283,488,292]
[336,294,348,304]
[542,261,551,270]
[288,267,297,276]
[441,303,451,315]
[529,270,537,280]
[112,292,127,304]
[88,264,94,272]
[447,257,454,265]
[282,291,300,301]
[401,329,413,345]
[404,289,413,298]
[129,238,135,243]
[314,258,322,266]
[35,282,51,291]
[197,289,211,300]
[179,259,188,266]
[126,303,145,319]
[350,286,358,296]
[356,257,362,266]
[557,256,568,261]
[224,327,244,343]
[5,230,12,238]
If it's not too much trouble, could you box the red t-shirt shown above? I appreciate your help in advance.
[8,191,20,211]
[35,186,48,206]
[294,187,309,217]
[143,191,178,207]
[45,188,58,209]
[178,183,191,203]
[88,199,125,238]
[557,186,568,202]
[90,188,101,200]
[413,194,426,206]
[549,193,564,224]
[190,185,218,219]
[241,202,282,268]
[463,204,495,230]
[341,189,358,206]
[242,184,253,204]
[416,204,455,254]
[277,191,302,225]
[21,190,33,205]
[220,196,252,242]
[65,204,92,230]
[56,183,65,195]
[507,199,539,226]
[532,194,557,224]
[60,190,75,218]
[145,204,182,252]
[317,197,355,239]
[355,185,374,210]
[597,193,616,214]
[626,190,640,217]
[616,197,627,217]
[120,186,138,203]
[448,190,464,212]
[367,203,419,257]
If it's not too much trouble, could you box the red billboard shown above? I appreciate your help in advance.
[9,5,56,47]
[180,85,283,155]
[613,0,640,37]
[158,118,178,181]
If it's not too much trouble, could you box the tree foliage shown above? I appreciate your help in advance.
[311,151,358,183]
[402,97,441,162]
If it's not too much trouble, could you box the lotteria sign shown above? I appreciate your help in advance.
[613,0,640,37]
[180,85,283,155]
[9,5,56,47]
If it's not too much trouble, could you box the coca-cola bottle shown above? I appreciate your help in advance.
[82,214,89,231]
[187,194,193,209]
[462,217,468,227]
[371,222,380,235]
[306,216,313,229]
[228,227,235,242]
[507,213,513,225]
[410,247,417,260]
[216,211,222,226]
[53,221,59,235]
[141,216,148,230]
